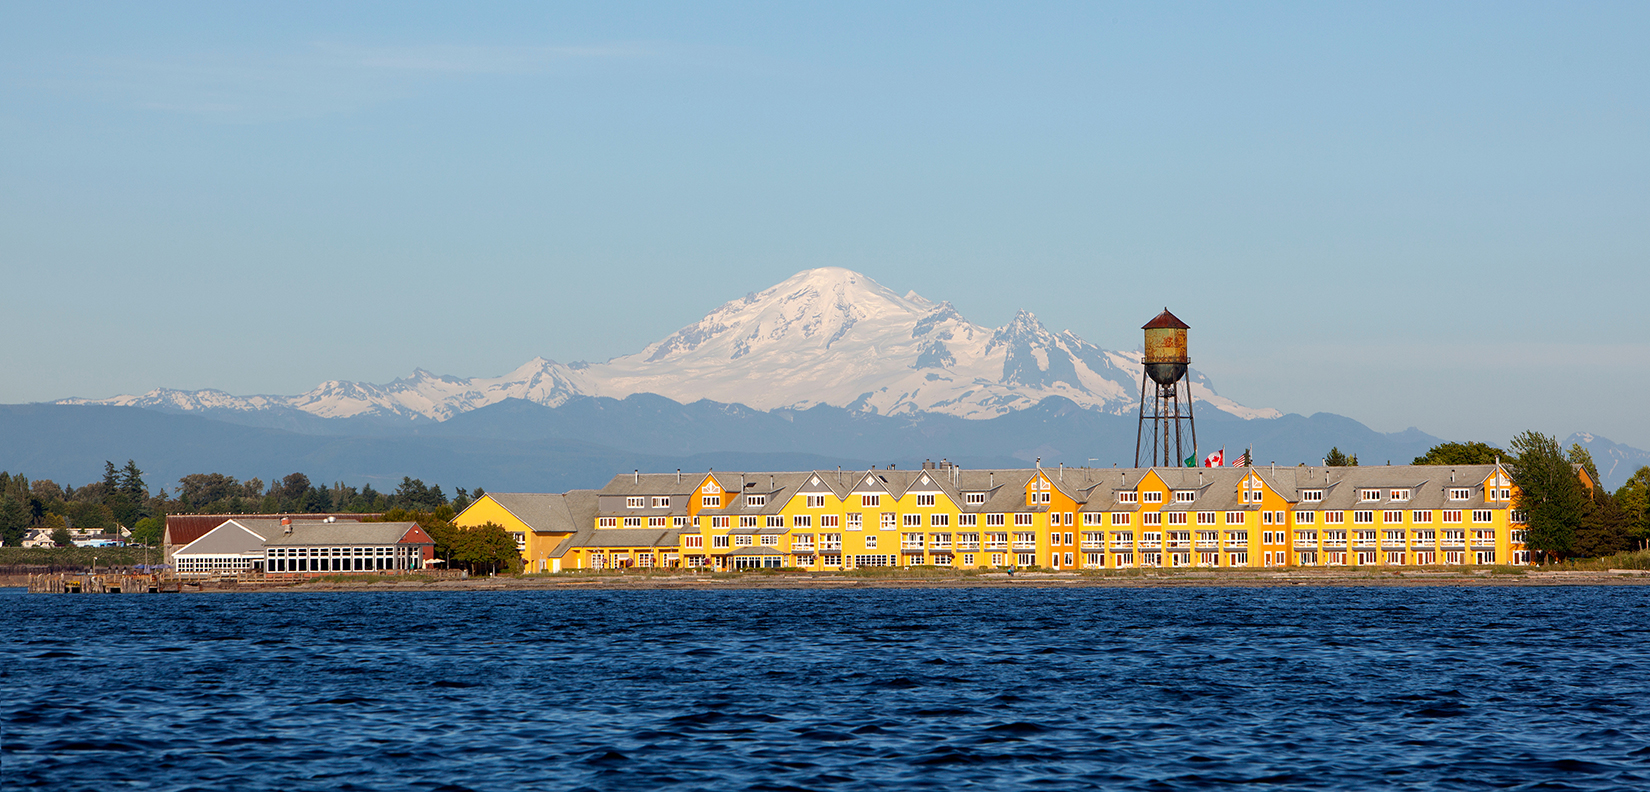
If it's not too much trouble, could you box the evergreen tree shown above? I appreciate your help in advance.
[119,460,146,499]
[1325,447,1357,467]
[1413,441,1506,466]
[1509,431,1588,562]
[0,496,28,546]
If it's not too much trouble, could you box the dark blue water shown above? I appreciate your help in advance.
[4,586,1648,791]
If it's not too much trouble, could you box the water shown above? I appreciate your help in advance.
[3,585,1648,791]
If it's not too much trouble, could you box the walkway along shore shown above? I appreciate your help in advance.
[152,567,1650,593]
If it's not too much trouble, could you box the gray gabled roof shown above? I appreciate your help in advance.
[264,522,429,547]
[173,520,271,557]
[481,491,594,534]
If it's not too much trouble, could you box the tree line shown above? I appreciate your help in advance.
[0,461,487,548]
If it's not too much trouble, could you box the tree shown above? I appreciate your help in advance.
[1615,466,1650,549]
[1568,444,1602,488]
[1574,488,1635,558]
[393,477,447,511]
[1413,441,1507,466]
[277,473,312,507]
[451,522,521,575]
[119,460,146,499]
[452,488,471,512]
[177,473,247,511]
[0,496,28,546]
[1508,431,1588,562]
[103,460,119,491]
[131,516,165,547]
[51,526,74,547]
[1325,447,1357,467]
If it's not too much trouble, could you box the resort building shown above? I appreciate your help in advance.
[453,491,598,572]
[262,520,434,576]
[522,462,1544,571]
[163,512,377,567]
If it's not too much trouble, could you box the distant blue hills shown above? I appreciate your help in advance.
[0,395,1478,492]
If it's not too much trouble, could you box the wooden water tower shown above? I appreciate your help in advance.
[1135,308,1197,468]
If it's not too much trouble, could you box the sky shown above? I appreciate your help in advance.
[2,2,1647,449]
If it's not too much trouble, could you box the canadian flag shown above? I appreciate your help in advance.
[1203,449,1224,467]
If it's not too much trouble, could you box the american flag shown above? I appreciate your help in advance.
[1230,449,1250,467]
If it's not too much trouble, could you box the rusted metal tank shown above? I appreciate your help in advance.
[1142,309,1189,385]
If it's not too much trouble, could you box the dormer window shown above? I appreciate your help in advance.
[626,497,646,509]
[1359,489,1382,502]
[746,495,766,507]
[652,496,671,508]
[1174,491,1196,503]
[1389,490,1410,502]
[1118,492,1138,504]
[1449,488,1472,501]
[1301,490,1324,502]
[965,493,986,505]
[1142,491,1163,504]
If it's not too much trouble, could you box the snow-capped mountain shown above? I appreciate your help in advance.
[60,268,1280,422]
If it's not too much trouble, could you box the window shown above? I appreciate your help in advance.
[847,513,863,530]
[1471,510,1493,523]
[1118,491,1138,504]
[985,533,1008,550]
[713,535,730,548]
[599,517,616,528]
[1359,489,1382,502]
[864,536,877,550]
[1012,532,1037,549]
[1166,512,1188,525]
[1050,533,1062,546]
[1390,490,1411,502]
[1383,510,1403,524]
[711,516,729,528]
[1301,490,1323,502]
[881,512,897,530]
[820,534,842,551]
[903,514,922,528]
[1083,512,1103,526]
[1449,489,1472,501]
[648,516,667,528]
[930,533,951,549]
[684,535,703,549]
[902,533,924,549]
[746,494,766,507]
[1111,512,1132,526]
[986,513,1006,527]
[793,515,812,528]
[1142,531,1163,546]
[1141,512,1162,526]
[821,554,843,567]
[1142,491,1163,504]
[930,513,949,527]
[851,554,894,568]
[761,516,780,528]
[861,494,881,508]
[1197,511,1216,525]
[627,497,646,508]
[1174,491,1196,503]
[966,493,986,505]
[1413,510,1433,524]
[957,514,977,527]
[1324,511,1345,524]
[1262,511,1274,525]
[915,494,936,507]
[806,495,827,508]
[1443,511,1462,524]
[1014,513,1034,527]
[760,535,779,546]
[1509,510,1527,524]
[1225,512,1245,525]
[734,535,752,546]
[624,517,642,528]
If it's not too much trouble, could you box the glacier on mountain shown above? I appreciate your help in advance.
[59,268,1280,423]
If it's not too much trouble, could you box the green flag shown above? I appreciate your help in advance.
[1184,454,1197,468]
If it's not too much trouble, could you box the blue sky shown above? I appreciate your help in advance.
[3,2,1647,448]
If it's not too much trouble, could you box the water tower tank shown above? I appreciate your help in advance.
[1142,308,1189,386]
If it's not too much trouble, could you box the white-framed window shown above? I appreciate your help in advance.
[861,494,881,508]
[864,536,877,550]
[1471,510,1493,523]
[957,514,977,527]
[1510,510,1527,524]
[1083,512,1104,526]
[1443,510,1462,524]
[1359,489,1382,502]
[915,494,936,507]
[880,512,897,530]
[846,513,863,530]
[793,515,812,528]
[746,494,766,507]
[713,535,730,548]
[1197,511,1216,525]
[739,516,759,528]
[683,535,704,549]
[1013,513,1034,527]
[1225,511,1245,525]
[1390,490,1411,502]
[1383,510,1403,524]
[930,513,949,527]
[819,534,842,551]
[711,516,729,529]
[734,535,753,546]
[1118,491,1138,504]
[901,533,924,549]
[1353,511,1373,524]
[702,496,719,508]
[1295,510,1316,524]
[760,535,779,546]
[806,495,827,508]
[965,492,987,505]
[648,516,667,528]
[650,496,669,508]
[903,513,922,528]
[623,516,643,528]
[599,517,617,528]
[1142,491,1163,504]
[1111,512,1132,526]
[627,497,646,508]
[1174,491,1196,503]
[820,553,843,567]
[765,516,783,528]
[1413,510,1433,524]
[1449,489,1472,501]
[1301,490,1323,502]
[1324,511,1345,524]
[1166,512,1188,525]
[1141,512,1162,526]
[986,513,1006,527]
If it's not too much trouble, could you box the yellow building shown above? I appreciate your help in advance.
[546,461,1535,571]
[453,491,598,572]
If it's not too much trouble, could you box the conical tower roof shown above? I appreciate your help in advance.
[1142,308,1189,330]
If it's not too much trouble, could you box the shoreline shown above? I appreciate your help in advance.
[158,568,1650,593]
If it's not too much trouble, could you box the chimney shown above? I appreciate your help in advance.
[281,516,292,535]
[634,469,639,483]
[677,468,681,483]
